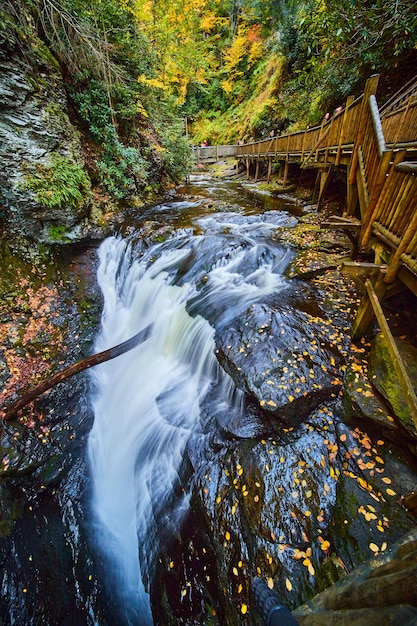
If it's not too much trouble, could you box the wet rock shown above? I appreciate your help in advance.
[343,361,401,436]
[155,403,417,625]
[286,250,339,280]
[369,333,417,440]
[216,294,347,427]
[293,531,417,624]
[0,350,10,387]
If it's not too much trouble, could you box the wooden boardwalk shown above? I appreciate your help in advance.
[197,74,417,424]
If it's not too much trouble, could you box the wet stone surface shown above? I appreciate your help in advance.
[216,289,348,426]
[1,174,417,625]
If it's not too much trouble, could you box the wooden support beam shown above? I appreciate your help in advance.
[359,149,393,245]
[321,217,361,232]
[254,160,260,182]
[267,158,272,183]
[346,180,359,217]
[283,159,289,185]
[317,167,333,208]
[341,261,386,276]
[364,279,417,429]
[351,272,387,338]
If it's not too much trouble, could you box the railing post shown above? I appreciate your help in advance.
[335,95,355,166]
[348,74,380,186]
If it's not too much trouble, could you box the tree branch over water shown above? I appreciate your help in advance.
[1,324,153,421]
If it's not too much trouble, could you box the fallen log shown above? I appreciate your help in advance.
[1,324,153,421]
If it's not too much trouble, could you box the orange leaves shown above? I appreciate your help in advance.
[318,537,330,552]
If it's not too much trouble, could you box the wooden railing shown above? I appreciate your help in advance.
[235,73,417,423]
[194,144,237,163]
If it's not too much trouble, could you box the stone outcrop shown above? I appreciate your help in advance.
[369,333,417,440]
[293,531,417,625]
[0,8,93,245]
[216,290,348,427]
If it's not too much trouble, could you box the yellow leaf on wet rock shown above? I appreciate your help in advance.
[285,578,293,591]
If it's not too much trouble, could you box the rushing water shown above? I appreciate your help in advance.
[87,181,297,622]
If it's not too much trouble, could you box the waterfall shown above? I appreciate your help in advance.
[88,209,293,623]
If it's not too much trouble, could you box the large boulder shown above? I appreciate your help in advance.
[216,293,348,427]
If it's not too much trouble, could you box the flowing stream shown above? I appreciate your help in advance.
[87,180,297,622]
[2,173,417,625]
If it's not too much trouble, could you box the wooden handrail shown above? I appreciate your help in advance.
[369,95,386,157]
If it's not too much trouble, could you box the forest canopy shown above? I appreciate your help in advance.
[4,0,417,191]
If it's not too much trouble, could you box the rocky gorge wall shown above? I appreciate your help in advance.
[0,6,98,248]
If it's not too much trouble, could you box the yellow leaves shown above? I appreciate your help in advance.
[285,578,293,591]
[358,505,377,521]
[169,561,174,569]
[267,577,274,589]
[241,604,248,615]
[369,541,387,555]
[320,540,330,552]
[225,531,230,541]
[386,488,397,497]
[138,74,167,91]
[303,558,315,576]
[267,400,277,407]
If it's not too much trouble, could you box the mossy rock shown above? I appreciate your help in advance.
[369,333,417,439]
[343,361,400,434]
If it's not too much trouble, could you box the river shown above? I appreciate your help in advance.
[88,174,298,623]
[1,172,416,625]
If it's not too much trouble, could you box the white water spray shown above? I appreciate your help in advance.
[88,210,293,622]
[88,237,235,623]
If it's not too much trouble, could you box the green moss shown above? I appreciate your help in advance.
[48,224,70,242]
[22,154,91,210]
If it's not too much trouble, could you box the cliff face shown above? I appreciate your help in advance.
[0,7,97,246]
